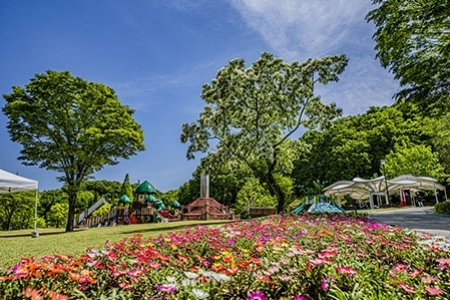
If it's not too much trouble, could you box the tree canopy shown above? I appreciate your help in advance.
[181,52,348,212]
[2,70,145,231]
[366,0,450,111]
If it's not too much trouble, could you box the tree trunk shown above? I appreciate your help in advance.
[266,171,285,214]
[65,192,77,232]
[7,214,13,231]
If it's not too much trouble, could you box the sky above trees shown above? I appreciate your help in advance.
[0,0,399,192]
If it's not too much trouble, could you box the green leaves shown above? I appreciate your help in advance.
[366,0,450,111]
[2,70,145,231]
[181,52,348,212]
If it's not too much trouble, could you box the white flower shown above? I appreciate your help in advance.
[182,279,197,286]
[166,276,177,283]
[192,288,210,299]
[184,271,199,279]
[203,271,231,282]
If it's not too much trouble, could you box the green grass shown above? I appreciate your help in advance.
[0,220,233,269]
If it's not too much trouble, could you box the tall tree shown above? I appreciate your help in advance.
[366,0,450,112]
[120,173,134,202]
[2,70,145,231]
[181,52,348,212]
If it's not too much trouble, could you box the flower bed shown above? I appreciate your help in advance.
[1,214,449,299]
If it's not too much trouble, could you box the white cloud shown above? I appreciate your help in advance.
[229,0,399,115]
[230,0,371,60]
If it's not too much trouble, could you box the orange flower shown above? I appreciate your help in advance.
[48,291,69,300]
[22,287,44,300]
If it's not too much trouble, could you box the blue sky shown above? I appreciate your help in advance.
[0,0,399,192]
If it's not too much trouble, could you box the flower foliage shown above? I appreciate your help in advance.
[1,214,449,299]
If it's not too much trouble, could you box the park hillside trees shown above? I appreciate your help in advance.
[0,191,35,231]
[82,179,123,205]
[366,0,450,112]
[384,142,446,181]
[47,202,69,228]
[2,70,145,232]
[233,177,276,216]
[292,105,436,198]
[181,52,348,212]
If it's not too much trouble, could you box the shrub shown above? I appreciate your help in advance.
[435,200,450,215]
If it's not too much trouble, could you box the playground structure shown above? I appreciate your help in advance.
[75,180,180,228]
[291,195,345,214]
[181,175,239,221]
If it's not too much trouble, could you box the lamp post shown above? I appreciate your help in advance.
[380,160,390,205]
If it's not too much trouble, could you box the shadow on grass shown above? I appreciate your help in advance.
[0,220,236,239]
[117,220,234,235]
[0,229,88,238]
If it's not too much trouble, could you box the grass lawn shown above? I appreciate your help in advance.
[0,220,233,269]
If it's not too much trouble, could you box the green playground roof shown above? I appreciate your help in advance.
[134,180,157,195]
[118,194,131,203]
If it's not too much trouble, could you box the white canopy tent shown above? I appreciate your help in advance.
[0,168,39,236]
[324,174,447,209]
[324,176,388,209]
[388,175,447,204]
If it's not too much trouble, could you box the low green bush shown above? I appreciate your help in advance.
[435,200,450,215]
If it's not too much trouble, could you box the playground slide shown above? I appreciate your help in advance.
[78,198,109,224]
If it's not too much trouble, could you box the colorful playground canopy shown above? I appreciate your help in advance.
[134,180,157,195]
[145,194,157,202]
[118,194,131,204]
[171,200,181,209]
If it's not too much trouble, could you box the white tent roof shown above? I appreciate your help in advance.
[388,175,445,193]
[0,168,38,193]
[324,176,388,200]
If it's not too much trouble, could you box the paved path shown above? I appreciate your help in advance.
[369,207,450,249]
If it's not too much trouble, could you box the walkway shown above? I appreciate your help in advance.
[369,206,450,249]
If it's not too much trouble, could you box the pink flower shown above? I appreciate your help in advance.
[421,276,438,284]
[425,286,443,296]
[336,266,358,277]
[407,269,422,277]
[392,263,408,273]
[436,258,450,270]
[321,276,334,291]
[248,291,267,300]
[155,284,176,294]
[398,282,414,294]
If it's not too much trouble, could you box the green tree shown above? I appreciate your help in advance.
[120,173,134,202]
[181,53,348,212]
[47,202,69,228]
[75,190,94,211]
[432,113,450,182]
[82,180,122,204]
[366,0,450,111]
[384,142,446,180]
[91,203,112,217]
[38,189,67,221]
[2,70,145,231]
[0,192,35,230]
[233,177,276,216]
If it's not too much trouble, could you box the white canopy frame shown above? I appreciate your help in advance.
[324,174,447,208]
[388,175,447,204]
[324,176,388,209]
[0,168,39,236]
